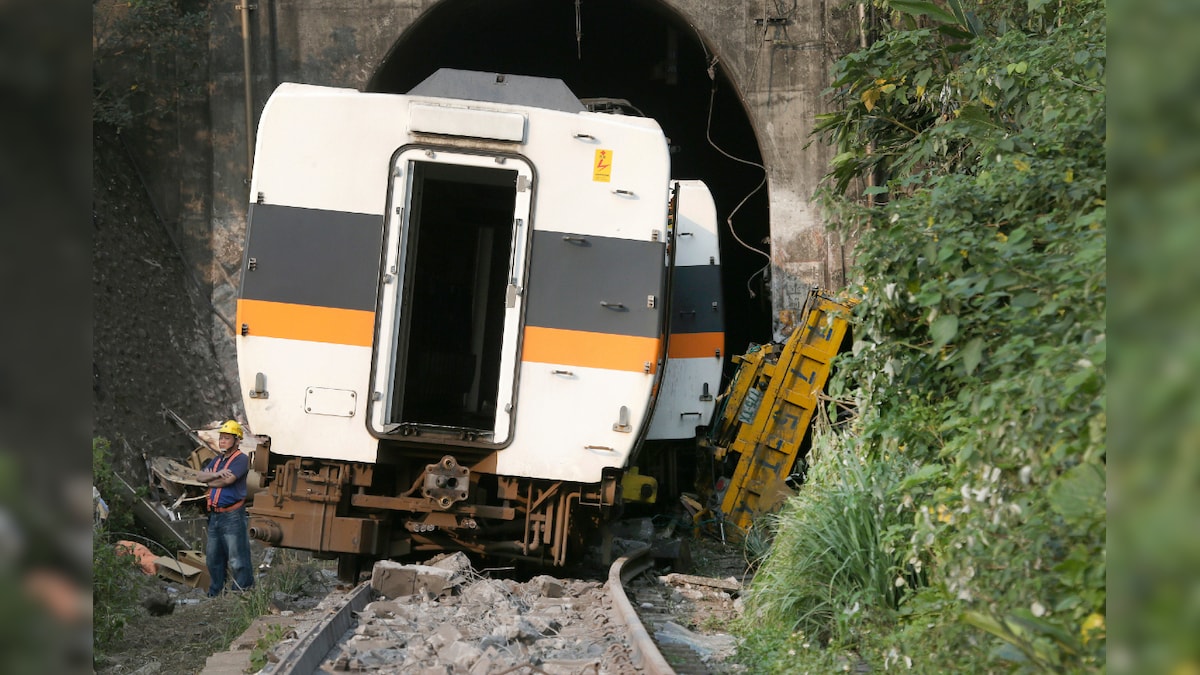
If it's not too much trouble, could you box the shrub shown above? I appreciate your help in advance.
[92,0,209,129]
[93,437,145,657]
[737,0,1105,671]
[92,528,144,656]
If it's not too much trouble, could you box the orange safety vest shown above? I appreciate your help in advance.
[206,449,245,511]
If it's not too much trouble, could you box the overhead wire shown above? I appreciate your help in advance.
[692,18,774,298]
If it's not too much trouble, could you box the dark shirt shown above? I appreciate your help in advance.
[204,450,249,508]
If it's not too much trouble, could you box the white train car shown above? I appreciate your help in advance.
[236,69,723,574]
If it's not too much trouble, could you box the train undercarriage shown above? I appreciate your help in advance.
[246,443,624,579]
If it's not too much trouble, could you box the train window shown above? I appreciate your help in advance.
[370,150,533,445]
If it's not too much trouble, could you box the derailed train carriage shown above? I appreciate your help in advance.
[236,69,724,577]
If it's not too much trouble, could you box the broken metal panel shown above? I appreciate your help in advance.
[111,469,205,550]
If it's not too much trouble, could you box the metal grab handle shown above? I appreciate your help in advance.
[551,369,575,376]
[611,189,635,197]
[562,235,589,245]
[573,133,597,141]
[584,445,616,452]
[680,411,702,418]
[600,301,627,310]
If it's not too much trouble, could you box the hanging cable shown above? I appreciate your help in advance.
[693,21,773,299]
[705,82,771,297]
[575,0,582,59]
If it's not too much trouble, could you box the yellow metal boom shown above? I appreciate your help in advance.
[700,288,856,541]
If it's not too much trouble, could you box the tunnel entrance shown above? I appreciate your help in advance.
[368,0,772,364]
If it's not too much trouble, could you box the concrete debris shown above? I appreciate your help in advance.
[430,623,462,648]
[540,658,602,674]
[369,560,457,599]
[659,572,742,592]
[436,639,481,670]
[529,574,565,598]
[467,652,497,675]
[459,577,509,606]
[361,600,409,619]
[322,555,627,673]
[428,551,473,575]
[653,620,737,662]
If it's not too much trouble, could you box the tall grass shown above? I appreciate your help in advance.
[220,550,321,644]
[740,434,903,644]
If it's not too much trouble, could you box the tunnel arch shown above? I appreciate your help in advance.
[367,0,773,357]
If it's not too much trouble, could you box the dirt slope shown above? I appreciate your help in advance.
[92,126,237,478]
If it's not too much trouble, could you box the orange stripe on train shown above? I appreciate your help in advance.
[666,332,725,359]
[522,326,660,373]
[236,299,374,347]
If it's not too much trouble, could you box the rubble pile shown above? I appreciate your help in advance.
[295,553,635,674]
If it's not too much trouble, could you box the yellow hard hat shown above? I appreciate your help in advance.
[218,420,243,439]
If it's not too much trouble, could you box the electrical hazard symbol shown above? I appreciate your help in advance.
[593,149,613,182]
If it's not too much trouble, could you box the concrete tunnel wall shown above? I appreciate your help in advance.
[201,0,858,392]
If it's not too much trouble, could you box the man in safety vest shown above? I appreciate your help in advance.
[198,419,255,596]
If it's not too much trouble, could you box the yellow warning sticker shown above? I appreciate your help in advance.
[593,149,613,182]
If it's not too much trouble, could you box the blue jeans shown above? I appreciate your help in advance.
[206,507,254,596]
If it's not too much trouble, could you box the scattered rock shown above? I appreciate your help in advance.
[468,652,497,675]
[361,599,407,619]
[528,574,565,598]
[430,623,462,649]
[659,572,741,592]
[370,561,457,598]
[141,592,175,616]
[437,639,481,671]
[540,658,602,674]
[460,578,510,607]
[429,551,472,575]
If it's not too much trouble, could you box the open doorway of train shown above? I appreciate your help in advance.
[368,0,772,365]
[390,161,520,436]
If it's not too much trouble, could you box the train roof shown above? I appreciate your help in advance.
[407,68,586,114]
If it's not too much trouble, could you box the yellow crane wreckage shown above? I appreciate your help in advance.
[696,288,857,542]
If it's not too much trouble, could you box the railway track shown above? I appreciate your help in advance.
[250,543,744,674]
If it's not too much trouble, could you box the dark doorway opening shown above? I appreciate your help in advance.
[391,162,518,432]
[369,0,773,370]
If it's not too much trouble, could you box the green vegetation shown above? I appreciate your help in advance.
[92,438,144,656]
[92,0,209,129]
[248,623,290,672]
[222,550,314,645]
[736,0,1105,671]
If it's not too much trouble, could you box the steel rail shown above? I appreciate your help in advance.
[607,544,676,675]
[266,581,373,674]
